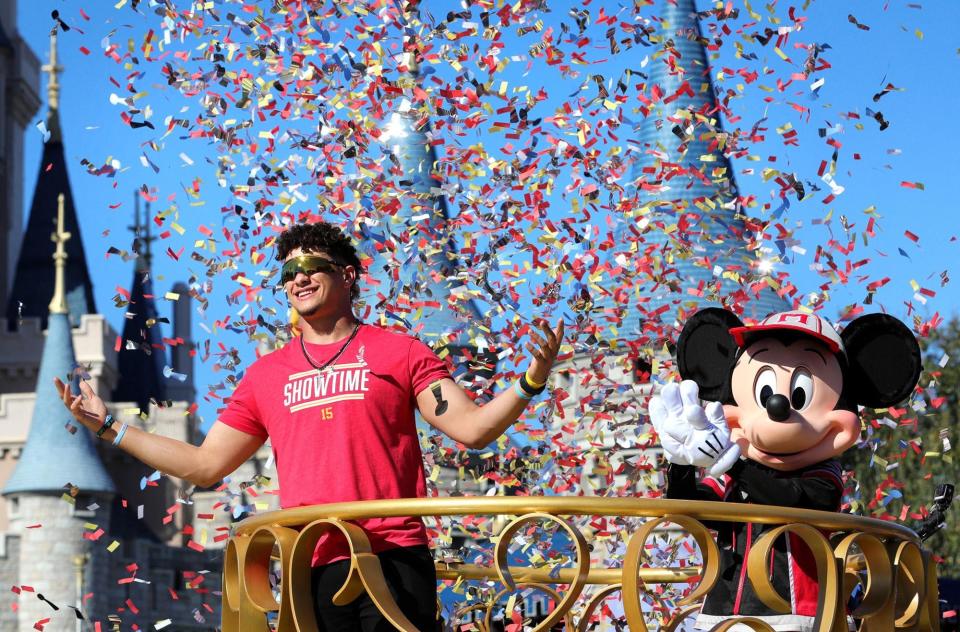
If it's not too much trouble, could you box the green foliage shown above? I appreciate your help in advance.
[845,316,960,576]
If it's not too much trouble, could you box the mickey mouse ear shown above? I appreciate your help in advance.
[841,313,922,409]
[677,308,744,403]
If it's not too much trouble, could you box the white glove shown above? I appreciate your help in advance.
[649,380,741,478]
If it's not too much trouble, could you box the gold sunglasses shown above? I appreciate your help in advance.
[280,255,343,285]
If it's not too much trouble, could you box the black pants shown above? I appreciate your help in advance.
[310,544,440,631]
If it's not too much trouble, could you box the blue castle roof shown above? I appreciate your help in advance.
[5,30,114,496]
[3,310,115,496]
[360,65,483,350]
[593,0,788,342]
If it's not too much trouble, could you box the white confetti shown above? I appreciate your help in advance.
[35,120,50,143]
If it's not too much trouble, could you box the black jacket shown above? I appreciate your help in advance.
[666,458,843,623]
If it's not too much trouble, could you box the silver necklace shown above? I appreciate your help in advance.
[299,322,361,373]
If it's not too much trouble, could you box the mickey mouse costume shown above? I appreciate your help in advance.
[649,308,922,631]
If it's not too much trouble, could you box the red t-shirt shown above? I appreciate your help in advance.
[217,324,451,565]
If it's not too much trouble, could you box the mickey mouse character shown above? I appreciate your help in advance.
[649,308,921,631]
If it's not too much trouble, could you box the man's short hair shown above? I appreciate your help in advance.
[275,221,364,300]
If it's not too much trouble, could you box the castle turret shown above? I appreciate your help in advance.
[166,280,196,405]
[554,0,788,497]
[2,193,114,630]
[614,0,788,336]
[112,196,168,413]
[5,25,94,331]
[364,4,494,383]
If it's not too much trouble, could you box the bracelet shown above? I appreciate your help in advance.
[513,380,533,401]
[517,373,546,397]
[112,423,129,446]
[96,414,115,438]
[524,370,547,389]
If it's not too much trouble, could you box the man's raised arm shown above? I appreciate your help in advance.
[417,319,564,448]
[54,377,263,488]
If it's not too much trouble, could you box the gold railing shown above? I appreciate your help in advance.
[222,497,940,631]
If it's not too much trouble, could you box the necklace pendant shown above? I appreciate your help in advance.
[299,321,361,375]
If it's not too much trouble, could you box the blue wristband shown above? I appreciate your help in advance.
[112,423,129,446]
[514,380,533,400]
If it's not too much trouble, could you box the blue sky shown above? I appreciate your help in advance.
[14,0,960,433]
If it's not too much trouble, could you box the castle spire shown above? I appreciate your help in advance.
[5,22,95,330]
[364,1,487,370]
[605,0,787,339]
[113,192,168,413]
[41,26,63,143]
[48,194,69,314]
[130,193,155,272]
[2,194,114,495]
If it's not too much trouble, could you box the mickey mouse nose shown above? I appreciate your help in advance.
[765,394,792,422]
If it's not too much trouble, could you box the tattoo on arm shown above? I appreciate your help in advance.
[430,381,448,415]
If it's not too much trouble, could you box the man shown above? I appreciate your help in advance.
[56,220,564,630]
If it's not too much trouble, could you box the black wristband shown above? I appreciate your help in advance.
[517,373,546,397]
[95,414,115,438]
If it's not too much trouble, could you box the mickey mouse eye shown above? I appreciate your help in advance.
[790,368,814,411]
[754,367,777,408]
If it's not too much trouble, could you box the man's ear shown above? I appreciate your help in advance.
[343,265,357,288]
[677,308,744,403]
[841,313,922,408]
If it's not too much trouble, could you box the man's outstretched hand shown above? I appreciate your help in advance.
[54,376,107,433]
[649,380,740,478]
[524,318,565,385]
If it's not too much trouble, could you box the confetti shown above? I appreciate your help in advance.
[8,0,956,625]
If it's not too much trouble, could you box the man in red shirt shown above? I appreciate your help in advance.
[56,220,564,630]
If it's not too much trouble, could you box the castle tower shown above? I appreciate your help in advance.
[5,24,94,331]
[166,280,196,404]
[362,3,494,387]
[2,194,115,630]
[552,0,788,496]
[616,0,788,332]
[0,15,121,535]
[0,19,218,629]
[0,3,41,312]
[112,195,168,413]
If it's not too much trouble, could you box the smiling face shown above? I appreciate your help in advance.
[724,336,860,472]
[283,247,356,319]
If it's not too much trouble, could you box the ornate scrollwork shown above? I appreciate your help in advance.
[245,526,299,629]
[222,519,421,632]
[220,498,939,631]
[221,535,253,632]
[222,525,300,632]
[746,523,843,632]
[622,514,720,631]
[833,531,893,631]
[889,539,930,630]
[493,512,589,631]
[288,518,419,632]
